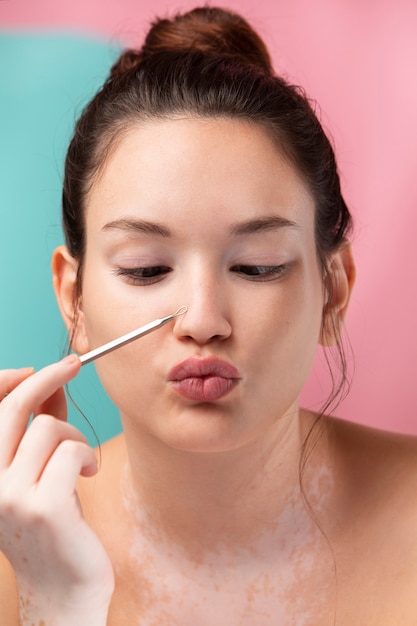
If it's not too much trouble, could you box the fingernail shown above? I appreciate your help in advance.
[61,354,80,366]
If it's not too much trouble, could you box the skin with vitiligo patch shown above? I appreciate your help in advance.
[90,438,336,626]
[119,468,334,625]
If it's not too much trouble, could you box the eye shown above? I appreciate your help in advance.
[230,264,289,282]
[114,265,172,285]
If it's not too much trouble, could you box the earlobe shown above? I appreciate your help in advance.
[320,242,356,347]
[51,246,90,354]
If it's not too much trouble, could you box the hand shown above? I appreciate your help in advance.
[0,357,114,625]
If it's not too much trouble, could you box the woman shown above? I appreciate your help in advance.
[0,6,415,625]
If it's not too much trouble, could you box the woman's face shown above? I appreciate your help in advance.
[77,118,325,452]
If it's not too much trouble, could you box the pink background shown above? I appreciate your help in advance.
[1,0,416,434]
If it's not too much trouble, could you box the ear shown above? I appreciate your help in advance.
[52,245,90,355]
[320,242,356,347]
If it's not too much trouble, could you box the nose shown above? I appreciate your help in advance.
[173,273,232,345]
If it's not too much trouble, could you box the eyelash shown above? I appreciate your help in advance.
[114,266,172,285]
[230,264,290,281]
[114,264,290,285]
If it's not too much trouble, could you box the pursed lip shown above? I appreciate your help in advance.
[167,356,241,402]
[168,356,240,381]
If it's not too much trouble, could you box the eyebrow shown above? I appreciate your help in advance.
[229,215,299,235]
[101,214,298,238]
[102,218,171,237]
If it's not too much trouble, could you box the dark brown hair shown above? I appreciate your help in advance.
[63,6,351,271]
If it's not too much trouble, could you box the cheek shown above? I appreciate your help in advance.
[242,271,324,389]
[80,251,177,349]
[80,261,139,347]
[91,334,166,422]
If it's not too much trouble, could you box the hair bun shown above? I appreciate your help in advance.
[111,7,272,80]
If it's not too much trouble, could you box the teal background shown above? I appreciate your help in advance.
[0,33,122,444]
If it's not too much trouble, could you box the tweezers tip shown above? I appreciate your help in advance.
[173,305,188,317]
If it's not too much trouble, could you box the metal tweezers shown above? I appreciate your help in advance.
[78,306,187,365]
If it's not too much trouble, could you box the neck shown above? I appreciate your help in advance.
[118,409,328,554]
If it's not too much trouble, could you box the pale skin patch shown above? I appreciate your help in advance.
[117,461,336,626]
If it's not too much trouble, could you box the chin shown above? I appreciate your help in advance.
[156,405,257,455]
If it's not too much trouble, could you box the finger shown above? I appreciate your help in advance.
[0,367,34,399]
[34,386,68,423]
[7,414,90,489]
[0,355,81,468]
[38,439,98,503]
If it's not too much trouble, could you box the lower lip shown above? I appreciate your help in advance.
[171,376,238,402]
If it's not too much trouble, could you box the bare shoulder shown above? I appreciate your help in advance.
[0,550,19,625]
[321,418,417,621]
[329,416,417,467]
[327,416,417,516]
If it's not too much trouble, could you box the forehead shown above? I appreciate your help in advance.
[86,117,315,231]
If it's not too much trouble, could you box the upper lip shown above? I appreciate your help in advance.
[168,356,241,381]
